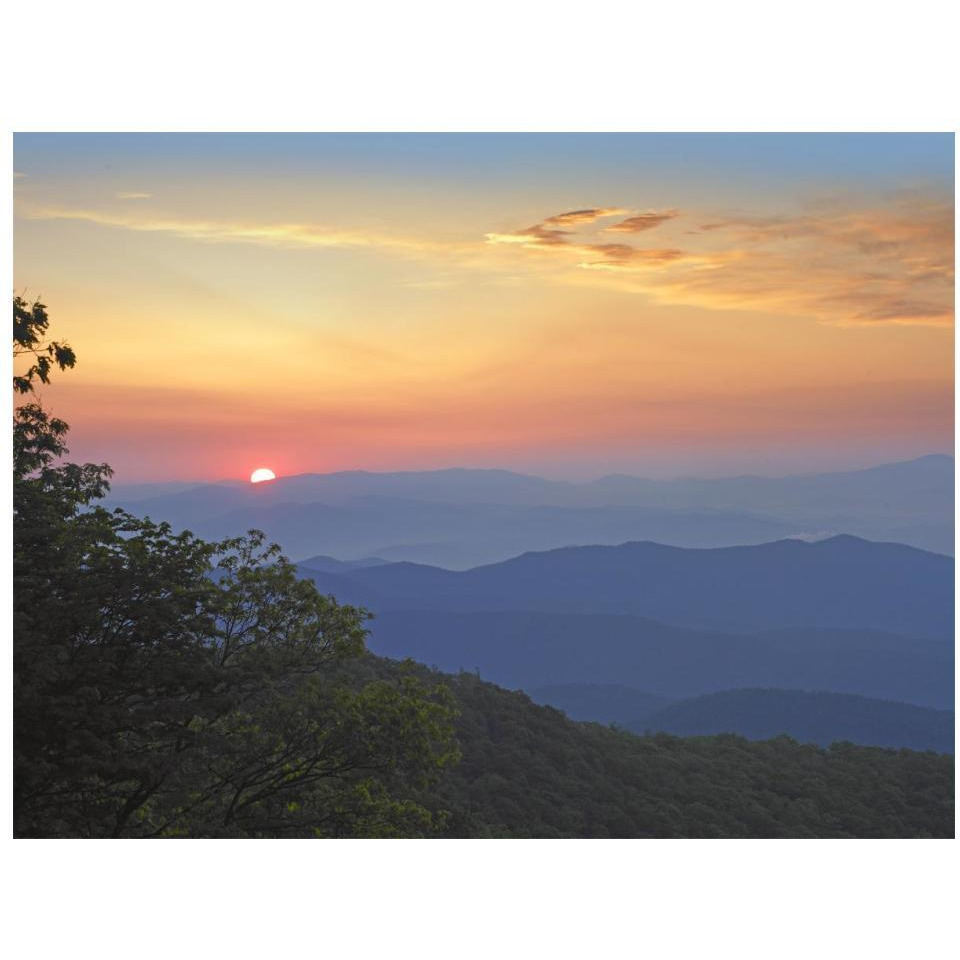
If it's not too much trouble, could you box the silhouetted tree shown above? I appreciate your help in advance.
[13,295,76,395]
[13,297,458,837]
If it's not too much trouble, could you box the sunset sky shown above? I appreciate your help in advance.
[13,133,954,482]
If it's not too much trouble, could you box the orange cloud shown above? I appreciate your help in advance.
[542,208,628,227]
[606,210,679,232]
[486,208,635,251]
[21,194,954,329]
[485,208,693,270]
[583,244,688,266]
[491,197,954,328]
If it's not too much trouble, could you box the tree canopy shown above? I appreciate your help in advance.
[13,297,458,838]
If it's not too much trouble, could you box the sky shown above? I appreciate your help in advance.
[13,133,955,482]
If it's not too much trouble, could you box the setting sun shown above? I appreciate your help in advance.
[250,467,276,484]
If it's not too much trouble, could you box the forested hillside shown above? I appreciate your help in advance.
[406,666,954,838]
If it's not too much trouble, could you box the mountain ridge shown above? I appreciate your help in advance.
[106,453,955,563]
[110,453,954,498]
[300,535,954,640]
[362,609,954,709]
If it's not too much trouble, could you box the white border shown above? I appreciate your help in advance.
[2,2,957,958]
[2,1,959,132]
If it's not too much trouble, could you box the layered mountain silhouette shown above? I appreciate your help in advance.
[107,454,955,564]
[285,536,953,718]
[299,536,953,639]
[111,454,954,512]
[193,499,807,570]
[112,460,954,753]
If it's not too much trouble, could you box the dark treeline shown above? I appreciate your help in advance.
[12,299,956,838]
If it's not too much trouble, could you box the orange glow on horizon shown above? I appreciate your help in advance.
[13,134,953,482]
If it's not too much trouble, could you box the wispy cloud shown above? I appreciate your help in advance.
[542,208,628,227]
[660,200,952,327]
[605,210,679,233]
[18,204,461,259]
[579,244,690,268]
[485,223,571,248]
[489,198,954,327]
[115,191,152,200]
[486,208,630,249]
[18,195,953,329]
[485,207,688,268]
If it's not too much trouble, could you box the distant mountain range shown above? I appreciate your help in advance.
[299,536,953,640]
[105,454,955,565]
[111,454,954,512]
[527,685,954,753]
[178,498,814,570]
[106,461,954,752]
[292,535,954,718]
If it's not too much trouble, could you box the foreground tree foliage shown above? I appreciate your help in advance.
[13,299,458,838]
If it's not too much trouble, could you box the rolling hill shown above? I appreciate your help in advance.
[301,535,954,640]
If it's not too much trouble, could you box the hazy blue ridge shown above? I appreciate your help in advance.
[301,536,954,640]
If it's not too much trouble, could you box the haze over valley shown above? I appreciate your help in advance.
[107,453,955,566]
[105,455,956,754]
